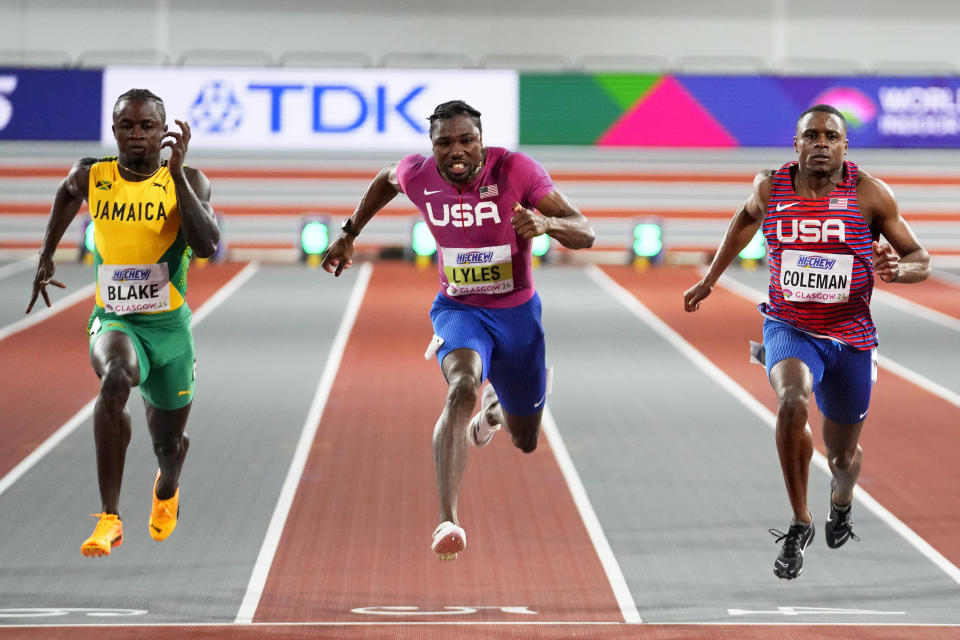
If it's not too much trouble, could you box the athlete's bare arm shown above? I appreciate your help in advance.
[26,159,94,313]
[321,163,402,276]
[511,190,595,250]
[684,170,773,312]
[857,171,930,284]
[164,120,219,258]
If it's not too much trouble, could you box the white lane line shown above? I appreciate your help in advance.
[0,256,36,281]
[0,262,260,500]
[541,408,643,624]
[235,262,373,625]
[7,621,960,629]
[710,269,960,409]
[873,289,960,333]
[587,264,960,588]
[0,283,96,343]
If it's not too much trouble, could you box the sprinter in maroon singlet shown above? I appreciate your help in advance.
[322,100,595,560]
[684,104,930,579]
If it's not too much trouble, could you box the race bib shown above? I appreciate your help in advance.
[441,244,514,296]
[779,250,853,304]
[98,263,171,315]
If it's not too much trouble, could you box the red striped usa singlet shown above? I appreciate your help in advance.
[758,161,877,349]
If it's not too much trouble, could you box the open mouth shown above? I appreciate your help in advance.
[446,161,469,176]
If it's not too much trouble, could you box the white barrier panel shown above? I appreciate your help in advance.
[102,67,517,151]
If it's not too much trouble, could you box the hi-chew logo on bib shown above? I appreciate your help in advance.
[98,263,171,315]
[780,249,852,303]
[442,244,513,296]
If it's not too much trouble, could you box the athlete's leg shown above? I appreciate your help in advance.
[822,418,863,507]
[90,331,140,516]
[482,396,542,454]
[435,348,482,525]
[769,357,814,524]
[145,401,191,500]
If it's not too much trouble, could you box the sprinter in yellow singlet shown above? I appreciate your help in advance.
[26,89,220,557]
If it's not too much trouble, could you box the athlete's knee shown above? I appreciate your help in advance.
[828,443,861,472]
[152,433,184,462]
[513,433,538,454]
[509,419,540,454]
[444,372,479,412]
[776,392,809,429]
[98,362,136,405]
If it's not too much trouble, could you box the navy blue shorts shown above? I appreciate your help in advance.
[429,292,546,416]
[763,318,877,424]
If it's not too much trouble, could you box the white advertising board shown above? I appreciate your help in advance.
[102,67,518,151]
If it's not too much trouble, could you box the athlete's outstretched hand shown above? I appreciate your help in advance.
[321,236,355,277]
[26,254,66,313]
[872,240,900,283]
[683,280,713,312]
[510,203,549,240]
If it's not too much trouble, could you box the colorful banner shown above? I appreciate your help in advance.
[520,73,960,148]
[0,68,101,140]
[103,67,518,151]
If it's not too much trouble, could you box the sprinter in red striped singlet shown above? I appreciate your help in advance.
[322,100,595,560]
[683,104,930,580]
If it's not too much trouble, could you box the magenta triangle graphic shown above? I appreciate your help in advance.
[598,76,737,147]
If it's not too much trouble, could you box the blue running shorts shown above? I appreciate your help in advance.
[763,317,877,424]
[429,292,546,416]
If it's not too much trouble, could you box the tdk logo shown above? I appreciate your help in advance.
[458,251,495,264]
[112,268,151,281]
[796,256,837,269]
[776,219,845,243]
[427,202,501,228]
[247,84,426,133]
[190,81,243,133]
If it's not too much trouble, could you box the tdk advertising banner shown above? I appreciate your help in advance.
[103,67,518,150]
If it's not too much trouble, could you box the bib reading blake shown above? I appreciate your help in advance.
[87,158,192,316]
[98,263,171,315]
[779,250,853,304]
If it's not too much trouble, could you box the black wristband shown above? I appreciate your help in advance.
[341,218,360,237]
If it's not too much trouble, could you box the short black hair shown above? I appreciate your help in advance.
[114,88,166,123]
[797,103,846,134]
[427,100,482,135]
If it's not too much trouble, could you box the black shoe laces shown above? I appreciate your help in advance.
[769,524,809,558]
[830,504,861,542]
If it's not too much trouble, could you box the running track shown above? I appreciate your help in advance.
[0,257,958,639]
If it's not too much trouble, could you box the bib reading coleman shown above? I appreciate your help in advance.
[397,147,556,309]
[760,160,877,349]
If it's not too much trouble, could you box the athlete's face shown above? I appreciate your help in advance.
[112,98,167,166]
[431,114,484,185]
[794,111,847,178]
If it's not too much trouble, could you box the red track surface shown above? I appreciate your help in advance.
[0,261,248,480]
[874,276,960,320]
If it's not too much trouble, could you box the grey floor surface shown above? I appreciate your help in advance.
[0,262,958,627]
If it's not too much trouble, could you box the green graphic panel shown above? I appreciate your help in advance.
[520,74,663,145]
[520,75,623,145]
[594,73,661,111]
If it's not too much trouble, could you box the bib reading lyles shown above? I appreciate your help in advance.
[98,263,171,315]
[441,244,514,296]
[779,249,853,304]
